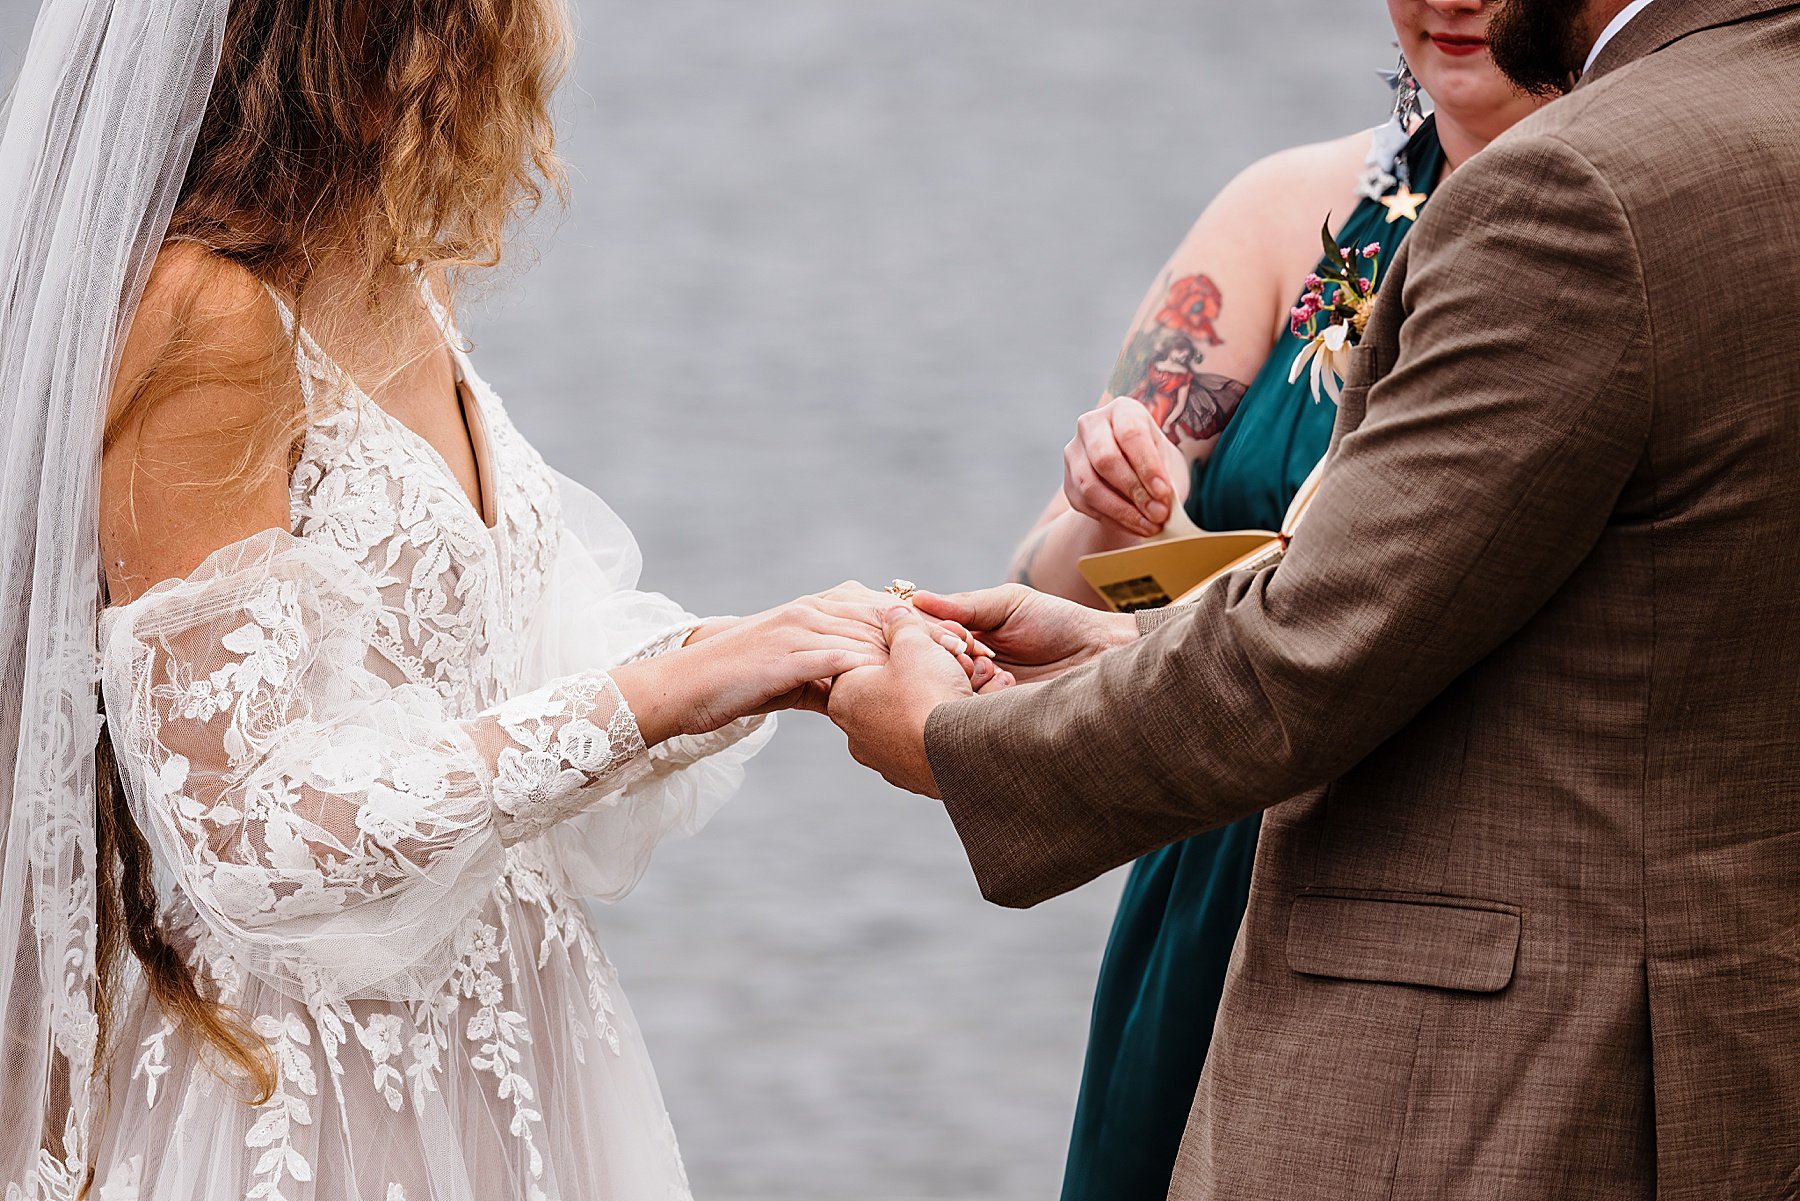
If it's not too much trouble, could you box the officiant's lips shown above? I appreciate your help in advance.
[1429,33,1490,58]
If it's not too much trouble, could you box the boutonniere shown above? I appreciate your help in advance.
[1288,223,1384,404]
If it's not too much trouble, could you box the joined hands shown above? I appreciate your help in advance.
[827,584,1141,798]
[625,583,1007,746]
[633,578,1139,799]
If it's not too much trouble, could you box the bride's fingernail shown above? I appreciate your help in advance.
[1148,502,1169,523]
[938,634,968,654]
[1151,479,1172,500]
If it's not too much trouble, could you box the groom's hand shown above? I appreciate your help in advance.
[912,584,1139,683]
[830,606,983,799]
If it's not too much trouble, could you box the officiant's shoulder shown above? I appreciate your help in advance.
[1193,129,1376,245]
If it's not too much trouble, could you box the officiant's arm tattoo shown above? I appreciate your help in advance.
[1010,526,1051,587]
[1107,271,1248,442]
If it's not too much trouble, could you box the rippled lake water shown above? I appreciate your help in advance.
[2,3,1395,1196]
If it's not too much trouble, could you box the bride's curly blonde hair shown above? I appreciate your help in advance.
[179,0,569,288]
[92,0,571,1144]
[106,0,572,451]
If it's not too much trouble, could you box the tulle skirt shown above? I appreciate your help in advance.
[91,883,694,1201]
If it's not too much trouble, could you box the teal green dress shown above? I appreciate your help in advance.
[1058,119,1446,1201]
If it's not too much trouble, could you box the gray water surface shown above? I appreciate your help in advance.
[1,3,1395,1197]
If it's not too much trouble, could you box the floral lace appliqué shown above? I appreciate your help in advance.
[69,282,762,1201]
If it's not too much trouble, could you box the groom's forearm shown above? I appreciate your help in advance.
[925,611,1244,909]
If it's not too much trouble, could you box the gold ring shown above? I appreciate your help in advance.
[885,579,917,602]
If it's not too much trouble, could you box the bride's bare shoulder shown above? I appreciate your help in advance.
[103,242,299,605]
[119,241,282,371]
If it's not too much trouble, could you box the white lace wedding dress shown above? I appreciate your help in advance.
[88,284,771,1201]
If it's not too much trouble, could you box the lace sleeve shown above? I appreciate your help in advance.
[465,672,651,845]
[512,470,774,900]
[100,531,654,1001]
[618,623,697,663]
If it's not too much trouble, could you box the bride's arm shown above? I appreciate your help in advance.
[104,535,874,997]
[608,599,885,743]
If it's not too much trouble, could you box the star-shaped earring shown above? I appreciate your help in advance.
[1381,185,1427,224]
[1357,164,1397,203]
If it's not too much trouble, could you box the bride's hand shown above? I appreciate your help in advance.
[653,584,998,734]
[613,596,891,742]
[810,582,1004,691]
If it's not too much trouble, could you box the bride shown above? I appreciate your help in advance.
[0,0,997,1197]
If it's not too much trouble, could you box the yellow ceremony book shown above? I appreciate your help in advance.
[1077,458,1326,613]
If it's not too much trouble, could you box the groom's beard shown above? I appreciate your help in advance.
[1488,0,1594,97]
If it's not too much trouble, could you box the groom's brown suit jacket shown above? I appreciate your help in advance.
[925,3,1800,1197]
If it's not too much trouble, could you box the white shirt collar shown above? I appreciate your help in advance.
[1584,0,1659,72]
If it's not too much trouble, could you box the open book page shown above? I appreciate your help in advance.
[1077,457,1327,612]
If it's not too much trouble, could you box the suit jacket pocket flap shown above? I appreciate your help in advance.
[1287,894,1520,994]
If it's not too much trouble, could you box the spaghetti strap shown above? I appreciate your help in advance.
[414,269,474,361]
[260,289,344,408]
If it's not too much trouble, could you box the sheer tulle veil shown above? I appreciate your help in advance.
[0,0,228,1192]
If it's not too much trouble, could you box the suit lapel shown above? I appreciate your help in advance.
[1583,0,1800,82]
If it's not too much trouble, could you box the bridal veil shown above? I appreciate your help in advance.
[0,0,229,1190]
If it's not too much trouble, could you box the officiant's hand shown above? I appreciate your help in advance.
[1065,396,1191,537]
[829,605,995,798]
[912,584,1139,684]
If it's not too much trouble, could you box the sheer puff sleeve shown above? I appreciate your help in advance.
[518,471,774,902]
[100,505,768,1003]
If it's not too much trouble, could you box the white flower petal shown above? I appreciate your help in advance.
[1288,339,1319,386]
[1323,359,1345,404]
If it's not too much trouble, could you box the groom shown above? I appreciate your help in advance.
[832,0,1800,1197]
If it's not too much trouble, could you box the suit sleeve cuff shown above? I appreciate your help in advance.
[1136,605,1183,634]
[925,695,1043,908]
[925,696,980,808]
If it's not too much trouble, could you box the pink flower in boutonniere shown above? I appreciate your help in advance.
[1289,219,1385,404]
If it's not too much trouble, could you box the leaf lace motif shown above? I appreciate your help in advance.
[490,675,649,845]
[79,302,737,1200]
[246,1014,317,1201]
[130,1021,174,1109]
